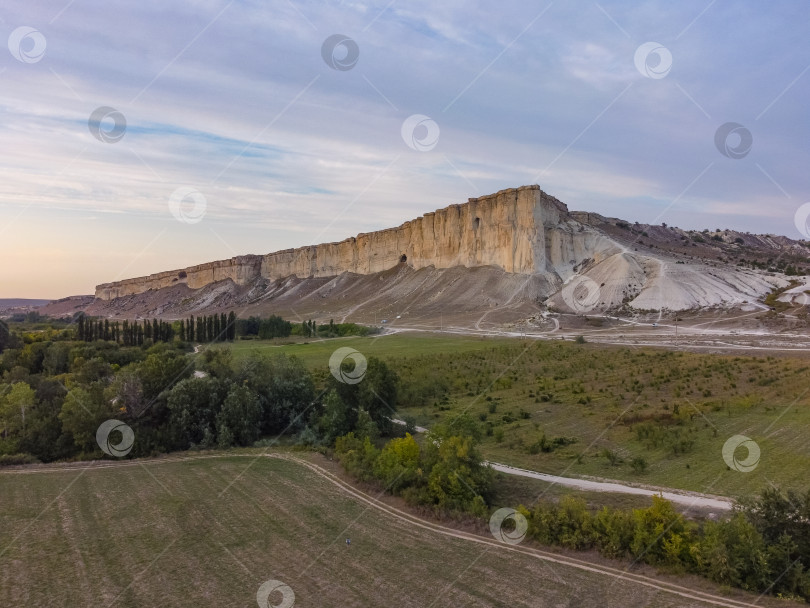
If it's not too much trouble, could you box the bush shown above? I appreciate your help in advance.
[0,453,40,466]
[630,456,648,473]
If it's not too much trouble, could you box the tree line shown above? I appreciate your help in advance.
[0,333,399,464]
[178,313,237,342]
[69,313,370,345]
[77,315,182,345]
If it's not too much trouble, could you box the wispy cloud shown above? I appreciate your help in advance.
[0,0,807,297]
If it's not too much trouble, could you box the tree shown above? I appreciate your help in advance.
[332,356,399,437]
[167,376,230,447]
[107,371,145,417]
[43,343,70,375]
[319,390,356,443]
[213,314,221,341]
[19,380,70,462]
[237,354,315,435]
[76,315,85,342]
[745,486,810,573]
[630,456,648,473]
[199,348,234,380]
[216,384,262,446]
[227,311,236,341]
[631,495,695,567]
[358,357,399,436]
[135,350,192,401]
[0,382,36,453]
[58,386,115,453]
[374,433,421,492]
[423,429,493,511]
[334,432,379,482]
[699,513,769,590]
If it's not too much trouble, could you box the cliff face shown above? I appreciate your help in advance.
[95,185,608,300]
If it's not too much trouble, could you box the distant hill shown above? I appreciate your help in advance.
[0,298,51,314]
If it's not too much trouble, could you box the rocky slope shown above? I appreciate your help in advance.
[85,185,809,322]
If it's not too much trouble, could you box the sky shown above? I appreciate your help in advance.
[0,0,808,298]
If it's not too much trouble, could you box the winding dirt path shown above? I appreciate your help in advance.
[273,454,762,608]
[0,452,783,607]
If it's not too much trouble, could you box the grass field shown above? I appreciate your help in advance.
[218,333,810,499]
[0,453,797,607]
[220,331,514,366]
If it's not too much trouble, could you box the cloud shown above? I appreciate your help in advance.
[0,0,808,297]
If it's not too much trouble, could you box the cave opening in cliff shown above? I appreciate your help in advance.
[399,254,407,263]
[473,217,480,230]
[178,271,187,279]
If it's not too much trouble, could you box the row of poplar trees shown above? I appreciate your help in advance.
[179,312,236,342]
[76,315,176,346]
[75,312,236,345]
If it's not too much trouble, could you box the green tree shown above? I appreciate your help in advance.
[423,430,493,511]
[213,314,221,341]
[227,311,236,341]
[199,348,234,380]
[334,432,379,481]
[135,350,192,401]
[0,382,36,453]
[631,495,695,567]
[699,513,769,591]
[319,390,357,443]
[167,376,230,447]
[216,384,262,446]
[43,342,70,375]
[58,386,115,453]
[237,354,315,434]
[373,433,422,492]
[333,356,399,436]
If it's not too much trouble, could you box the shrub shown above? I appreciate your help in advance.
[0,453,40,466]
[630,456,648,473]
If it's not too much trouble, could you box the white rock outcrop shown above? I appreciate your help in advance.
[95,186,612,300]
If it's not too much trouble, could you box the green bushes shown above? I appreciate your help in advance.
[526,433,577,455]
[334,424,493,516]
[515,491,810,601]
[0,452,40,466]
